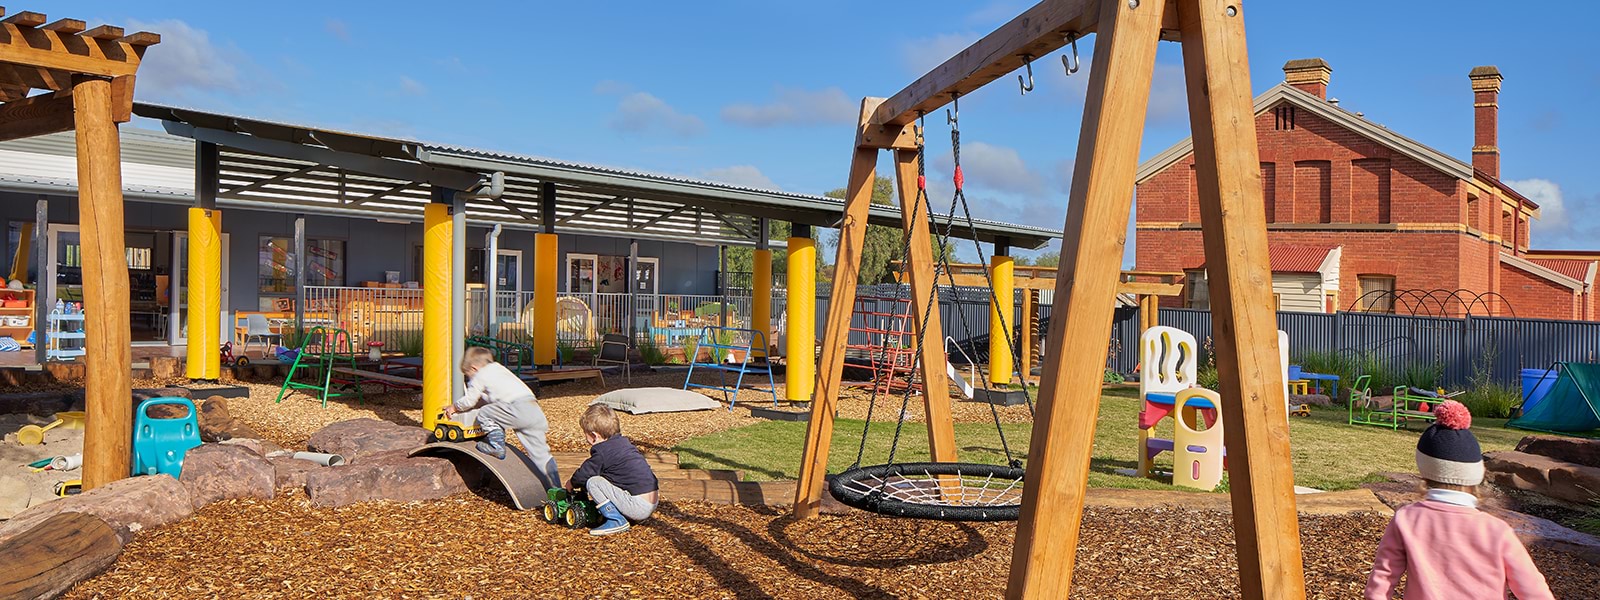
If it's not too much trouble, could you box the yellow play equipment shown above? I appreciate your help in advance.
[15,412,83,446]
[1173,388,1225,491]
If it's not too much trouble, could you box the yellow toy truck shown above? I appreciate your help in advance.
[431,411,485,442]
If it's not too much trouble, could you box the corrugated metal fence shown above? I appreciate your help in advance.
[1108,308,1600,387]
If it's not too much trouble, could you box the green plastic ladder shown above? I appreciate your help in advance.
[275,326,363,407]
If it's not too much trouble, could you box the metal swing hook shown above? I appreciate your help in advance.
[946,93,959,126]
[1061,32,1081,75]
[1017,55,1035,95]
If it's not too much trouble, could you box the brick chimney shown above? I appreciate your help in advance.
[1283,58,1332,99]
[1469,66,1503,177]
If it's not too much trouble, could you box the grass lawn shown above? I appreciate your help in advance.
[674,387,1528,492]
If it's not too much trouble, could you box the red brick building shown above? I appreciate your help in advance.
[1134,59,1596,321]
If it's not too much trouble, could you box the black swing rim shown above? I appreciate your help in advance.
[829,462,1026,522]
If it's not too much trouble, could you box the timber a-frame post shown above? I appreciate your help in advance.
[1178,0,1306,594]
[0,9,160,491]
[793,0,1306,598]
[796,97,959,518]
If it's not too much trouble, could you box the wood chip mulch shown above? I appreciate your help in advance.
[64,490,1598,599]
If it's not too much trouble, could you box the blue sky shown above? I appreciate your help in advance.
[81,1,1600,264]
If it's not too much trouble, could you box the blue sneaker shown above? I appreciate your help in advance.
[589,501,631,536]
[475,428,506,460]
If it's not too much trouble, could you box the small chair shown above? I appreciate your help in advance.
[595,333,631,382]
[241,314,282,358]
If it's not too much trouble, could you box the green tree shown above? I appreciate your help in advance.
[723,219,831,289]
[1031,250,1060,268]
[824,176,956,285]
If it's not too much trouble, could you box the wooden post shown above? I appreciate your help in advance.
[1006,0,1166,596]
[893,146,957,464]
[73,75,132,490]
[794,99,884,519]
[1019,287,1033,381]
[1178,1,1305,597]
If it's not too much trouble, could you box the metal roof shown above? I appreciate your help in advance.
[129,102,1059,250]
[1192,243,1334,273]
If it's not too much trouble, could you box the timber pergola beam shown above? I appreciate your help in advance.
[0,8,160,494]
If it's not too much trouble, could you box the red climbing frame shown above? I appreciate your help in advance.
[846,294,922,396]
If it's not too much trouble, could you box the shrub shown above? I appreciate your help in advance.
[1197,364,1219,391]
[556,340,577,365]
[1400,361,1444,392]
[638,337,668,366]
[1103,368,1125,384]
[1457,382,1520,419]
[681,337,701,363]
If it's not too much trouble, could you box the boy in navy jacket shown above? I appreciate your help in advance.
[568,404,658,536]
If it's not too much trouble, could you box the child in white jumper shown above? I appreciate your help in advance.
[443,347,560,489]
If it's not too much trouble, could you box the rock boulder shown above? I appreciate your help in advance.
[1516,435,1600,470]
[303,453,470,508]
[1547,464,1600,505]
[179,444,276,509]
[0,474,193,545]
[307,419,428,463]
[1485,451,1567,493]
[268,456,321,490]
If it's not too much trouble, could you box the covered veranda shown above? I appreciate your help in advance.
[19,93,1056,488]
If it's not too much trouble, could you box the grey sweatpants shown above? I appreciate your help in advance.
[476,400,560,490]
[586,475,657,522]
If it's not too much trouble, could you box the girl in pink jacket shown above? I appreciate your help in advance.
[1365,401,1552,600]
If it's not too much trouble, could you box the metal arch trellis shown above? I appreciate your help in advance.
[1342,288,1523,388]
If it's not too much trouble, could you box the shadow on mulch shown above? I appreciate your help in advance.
[650,504,897,599]
[766,512,991,569]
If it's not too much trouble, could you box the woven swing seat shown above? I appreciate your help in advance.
[829,462,1026,522]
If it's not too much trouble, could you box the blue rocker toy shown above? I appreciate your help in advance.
[132,397,202,478]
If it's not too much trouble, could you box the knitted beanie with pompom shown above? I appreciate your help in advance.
[1415,400,1484,486]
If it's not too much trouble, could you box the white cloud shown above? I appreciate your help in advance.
[325,19,350,42]
[398,76,427,96]
[721,87,856,127]
[933,141,1046,196]
[900,32,981,76]
[123,19,244,99]
[607,92,705,137]
[593,79,631,95]
[1506,178,1567,236]
[1146,63,1189,123]
[701,166,778,190]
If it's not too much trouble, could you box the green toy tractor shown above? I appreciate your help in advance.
[543,487,601,529]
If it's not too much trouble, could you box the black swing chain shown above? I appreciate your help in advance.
[929,96,1021,468]
[850,111,934,470]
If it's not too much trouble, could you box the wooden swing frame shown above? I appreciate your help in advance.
[791,0,1306,598]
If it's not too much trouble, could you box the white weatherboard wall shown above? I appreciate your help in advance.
[1272,273,1323,313]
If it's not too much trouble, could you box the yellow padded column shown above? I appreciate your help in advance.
[785,237,815,402]
[989,255,1014,385]
[752,249,772,358]
[185,207,221,380]
[422,204,452,430]
[533,233,558,365]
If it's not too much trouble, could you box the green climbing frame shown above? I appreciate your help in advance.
[276,326,364,407]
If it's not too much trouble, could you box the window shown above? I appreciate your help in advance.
[259,236,345,296]
[1358,275,1395,313]
[1185,269,1210,310]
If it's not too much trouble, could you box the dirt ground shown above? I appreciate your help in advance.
[64,490,1600,599]
[223,368,1029,453]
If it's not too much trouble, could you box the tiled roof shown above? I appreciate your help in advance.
[1191,244,1334,273]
